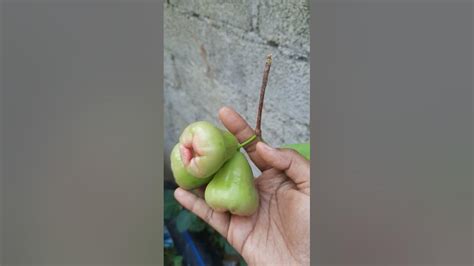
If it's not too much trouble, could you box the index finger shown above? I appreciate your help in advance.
[174,188,230,238]
[218,106,271,171]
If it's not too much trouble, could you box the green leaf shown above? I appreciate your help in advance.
[217,235,227,248]
[224,241,239,255]
[176,210,194,232]
[164,190,181,220]
[188,217,206,232]
[281,142,310,160]
[239,258,248,266]
[164,203,181,220]
[206,226,215,234]
[173,255,183,266]
[164,189,175,202]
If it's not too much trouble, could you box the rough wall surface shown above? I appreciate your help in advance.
[164,0,310,174]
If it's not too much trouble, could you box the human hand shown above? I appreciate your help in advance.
[174,106,310,266]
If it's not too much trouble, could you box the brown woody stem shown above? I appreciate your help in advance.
[255,54,272,139]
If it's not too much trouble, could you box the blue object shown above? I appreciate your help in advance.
[164,225,174,248]
[182,231,205,266]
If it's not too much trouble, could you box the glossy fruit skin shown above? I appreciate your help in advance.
[220,129,239,161]
[281,142,310,160]
[204,152,259,216]
[179,121,228,178]
[170,144,213,190]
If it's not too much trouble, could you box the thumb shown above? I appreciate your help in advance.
[256,142,310,192]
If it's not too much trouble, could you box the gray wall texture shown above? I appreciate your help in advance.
[164,0,310,174]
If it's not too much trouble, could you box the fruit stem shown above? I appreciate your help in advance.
[237,134,257,150]
[255,54,272,139]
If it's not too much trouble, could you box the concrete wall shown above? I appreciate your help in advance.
[164,0,310,176]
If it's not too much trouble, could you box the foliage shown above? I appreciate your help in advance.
[164,189,182,220]
[176,209,206,232]
[173,255,183,266]
[164,246,180,266]
[165,188,207,233]
[164,189,246,263]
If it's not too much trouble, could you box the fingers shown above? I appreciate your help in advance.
[256,142,310,194]
[218,106,271,171]
[174,187,230,237]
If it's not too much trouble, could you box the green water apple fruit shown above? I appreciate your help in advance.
[170,144,213,190]
[179,121,238,178]
[204,152,259,216]
[281,142,310,160]
[220,129,239,161]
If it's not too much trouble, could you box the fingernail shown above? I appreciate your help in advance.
[219,106,231,114]
[174,188,184,198]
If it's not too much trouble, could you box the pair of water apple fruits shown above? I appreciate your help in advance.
[170,120,310,216]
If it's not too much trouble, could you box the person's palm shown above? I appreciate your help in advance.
[174,107,310,266]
